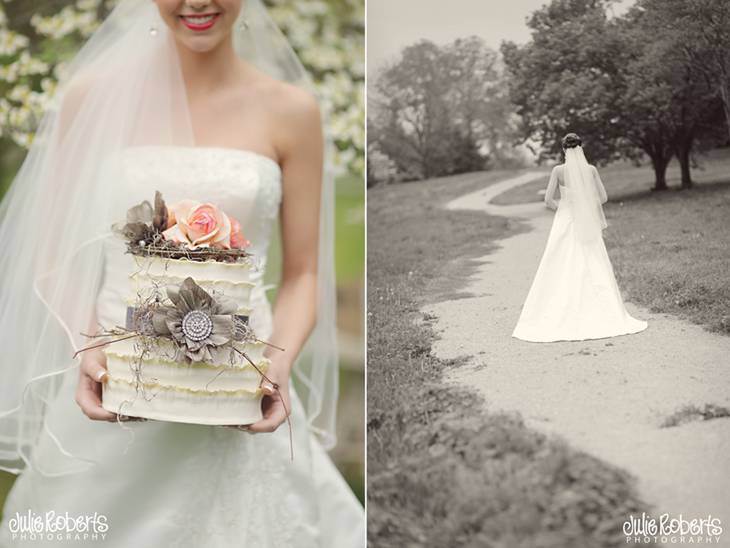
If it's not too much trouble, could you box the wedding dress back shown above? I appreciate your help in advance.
[512,146,647,342]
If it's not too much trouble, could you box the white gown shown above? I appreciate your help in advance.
[0,147,364,547]
[513,166,647,342]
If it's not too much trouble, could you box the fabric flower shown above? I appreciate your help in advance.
[163,200,232,250]
[152,190,168,233]
[152,277,238,362]
[112,198,154,242]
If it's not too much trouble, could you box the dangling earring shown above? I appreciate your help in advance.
[240,18,249,30]
[149,25,158,37]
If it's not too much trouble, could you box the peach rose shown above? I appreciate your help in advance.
[229,218,250,249]
[162,200,232,250]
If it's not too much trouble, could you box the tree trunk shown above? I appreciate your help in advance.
[649,153,669,191]
[677,141,693,189]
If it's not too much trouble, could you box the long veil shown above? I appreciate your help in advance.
[0,0,338,477]
[563,146,607,243]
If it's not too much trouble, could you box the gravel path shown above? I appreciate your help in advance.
[423,171,730,544]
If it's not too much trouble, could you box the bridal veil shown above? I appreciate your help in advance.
[0,0,339,476]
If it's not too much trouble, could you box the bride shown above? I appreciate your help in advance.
[512,133,648,343]
[0,0,364,546]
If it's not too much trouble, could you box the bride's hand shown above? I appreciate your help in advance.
[246,362,292,434]
[75,347,117,421]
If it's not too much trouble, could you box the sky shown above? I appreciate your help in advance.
[367,0,636,78]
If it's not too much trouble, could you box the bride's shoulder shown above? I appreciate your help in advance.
[245,66,320,122]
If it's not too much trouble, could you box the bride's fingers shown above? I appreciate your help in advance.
[76,359,116,421]
[247,401,287,433]
[222,424,251,431]
[75,384,117,422]
[222,383,288,433]
[117,414,147,422]
[81,359,108,384]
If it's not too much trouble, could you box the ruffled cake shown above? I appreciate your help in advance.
[96,191,271,425]
[101,254,269,425]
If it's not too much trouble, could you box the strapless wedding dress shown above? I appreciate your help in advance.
[0,147,363,547]
[513,185,647,342]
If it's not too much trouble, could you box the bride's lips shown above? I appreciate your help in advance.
[179,13,221,32]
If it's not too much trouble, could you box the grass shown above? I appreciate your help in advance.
[0,472,13,516]
[492,148,730,206]
[334,365,365,504]
[660,404,730,429]
[605,183,730,334]
[335,174,366,283]
[491,150,730,335]
[367,171,650,547]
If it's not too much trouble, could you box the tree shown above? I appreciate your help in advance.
[501,0,632,166]
[502,0,725,189]
[370,37,519,182]
[639,0,730,145]
[369,40,486,180]
[620,3,725,189]
[369,41,452,180]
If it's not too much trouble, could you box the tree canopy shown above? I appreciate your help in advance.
[502,0,729,189]
[369,37,522,182]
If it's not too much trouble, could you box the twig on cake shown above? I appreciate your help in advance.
[255,339,286,352]
[73,333,140,359]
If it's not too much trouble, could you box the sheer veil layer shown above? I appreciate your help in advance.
[0,0,339,477]
[564,145,607,243]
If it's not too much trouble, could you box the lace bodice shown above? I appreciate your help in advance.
[118,146,282,257]
[96,146,282,336]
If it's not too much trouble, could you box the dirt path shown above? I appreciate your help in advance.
[423,171,730,544]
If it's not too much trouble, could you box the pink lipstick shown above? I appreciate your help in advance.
[179,13,221,32]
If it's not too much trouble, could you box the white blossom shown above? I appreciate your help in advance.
[1,0,364,179]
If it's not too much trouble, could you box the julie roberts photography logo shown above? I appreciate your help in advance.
[623,513,723,544]
[7,509,109,542]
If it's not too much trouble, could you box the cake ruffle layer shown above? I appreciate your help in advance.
[131,253,257,283]
[128,254,258,316]
[105,354,268,392]
[103,337,269,392]
[102,377,263,425]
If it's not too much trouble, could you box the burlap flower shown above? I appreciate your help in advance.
[152,277,238,362]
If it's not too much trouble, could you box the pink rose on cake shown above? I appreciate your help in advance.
[163,200,249,250]
[229,218,250,249]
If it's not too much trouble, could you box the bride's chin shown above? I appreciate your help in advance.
[176,35,225,54]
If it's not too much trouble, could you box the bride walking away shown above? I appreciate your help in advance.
[513,133,648,342]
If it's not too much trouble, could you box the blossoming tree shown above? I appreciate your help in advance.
[0,0,364,181]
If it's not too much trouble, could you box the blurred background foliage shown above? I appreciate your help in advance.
[0,0,363,505]
[368,0,730,189]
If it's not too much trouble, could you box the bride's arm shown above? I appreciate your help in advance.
[54,80,118,422]
[248,88,324,434]
[591,165,608,204]
[544,166,560,210]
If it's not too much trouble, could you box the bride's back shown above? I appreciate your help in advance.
[555,163,600,187]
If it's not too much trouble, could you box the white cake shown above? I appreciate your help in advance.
[101,254,269,425]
